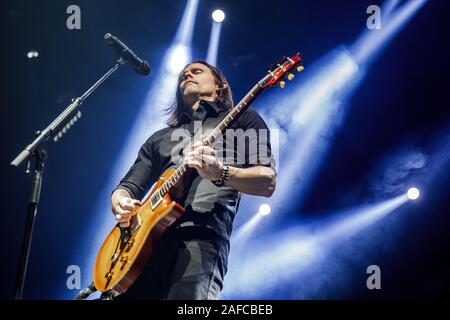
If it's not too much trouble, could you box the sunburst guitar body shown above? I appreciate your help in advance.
[93,168,184,293]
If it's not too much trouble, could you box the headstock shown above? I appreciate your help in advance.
[261,53,303,89]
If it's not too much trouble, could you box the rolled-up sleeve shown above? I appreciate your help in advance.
[113,136,160,200]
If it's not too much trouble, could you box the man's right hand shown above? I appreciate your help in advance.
[111,189,141,226]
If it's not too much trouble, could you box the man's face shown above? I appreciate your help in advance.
[179,63,218,107]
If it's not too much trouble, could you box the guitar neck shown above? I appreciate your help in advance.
[204,81,267,146]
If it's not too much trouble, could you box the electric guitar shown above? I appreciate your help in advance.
[93,53,303,294]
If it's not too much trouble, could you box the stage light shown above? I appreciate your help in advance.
[258,204,271,216]
[231,204,273,250]
[27,50,38,59]
[212,10,225,23]
[167,44,189,74]
[407,187,420,200]
[206,10,225,66]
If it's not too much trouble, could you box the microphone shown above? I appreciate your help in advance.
[104,33,150,76]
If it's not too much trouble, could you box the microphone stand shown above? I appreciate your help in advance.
[11,57,125,300]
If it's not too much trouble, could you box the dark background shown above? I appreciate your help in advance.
[1,0,449,299]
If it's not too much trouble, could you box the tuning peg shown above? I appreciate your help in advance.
[278,81,286,88]
[296,65,304,72]
[287,73,295,81]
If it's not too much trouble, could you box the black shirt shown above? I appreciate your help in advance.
[114,100,276,240]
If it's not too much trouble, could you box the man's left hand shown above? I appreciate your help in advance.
[186,143,223,181]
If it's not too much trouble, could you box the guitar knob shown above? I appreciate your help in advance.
[297,65,304,72]
[105,271,113,280]
[287,73,295,80]
[120,256,129,271]
[125,239,135,252]
[278,81,286,88]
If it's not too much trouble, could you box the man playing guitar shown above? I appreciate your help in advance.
[110,60,276,299]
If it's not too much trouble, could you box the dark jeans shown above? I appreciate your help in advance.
[116,226,229,300]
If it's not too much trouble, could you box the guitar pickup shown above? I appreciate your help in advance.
[150,190,162,209]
